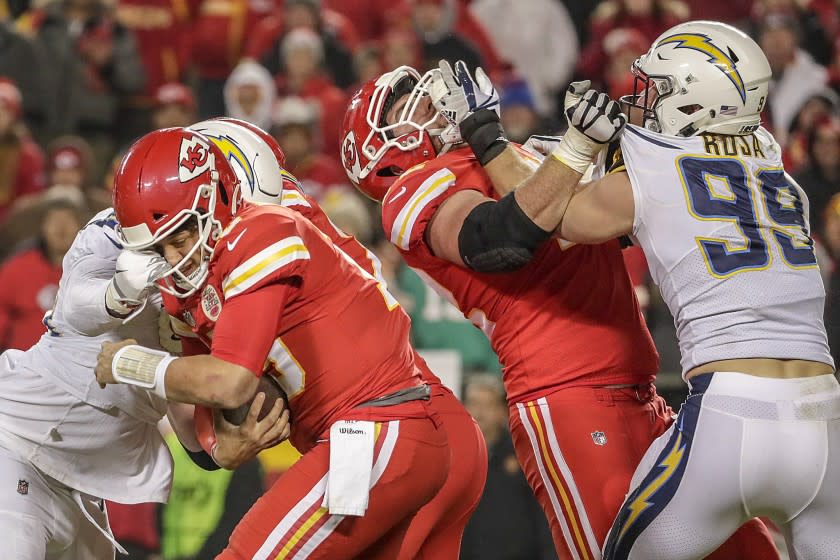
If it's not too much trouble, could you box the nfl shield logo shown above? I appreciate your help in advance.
[17,479,29,495]
[591,431,607,446]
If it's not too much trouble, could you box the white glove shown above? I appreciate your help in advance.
[552,86,627,174]
[429,60,500,143]
[522,134,564,158]
[105,250,169,317]
[563,80,591,112]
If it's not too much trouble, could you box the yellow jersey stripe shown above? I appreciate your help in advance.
[390,169,455,250]
[223,237,309,298]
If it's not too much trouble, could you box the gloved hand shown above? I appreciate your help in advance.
[105,250,169,317]
[552,84,627,174]
[429,60,500,144]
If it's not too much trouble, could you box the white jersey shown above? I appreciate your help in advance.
[0,208,173,503]
[618,124,833,375]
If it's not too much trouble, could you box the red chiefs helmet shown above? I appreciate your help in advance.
[113,127,240,297]
[340,66,444,201]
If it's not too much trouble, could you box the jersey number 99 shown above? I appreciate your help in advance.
[679,156,817,278]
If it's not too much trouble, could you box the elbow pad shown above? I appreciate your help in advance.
[458,193,552,273]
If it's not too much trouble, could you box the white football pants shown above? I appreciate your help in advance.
[603,371,840,560]
[0,442,116,559]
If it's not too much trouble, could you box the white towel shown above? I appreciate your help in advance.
[323,420,375,516]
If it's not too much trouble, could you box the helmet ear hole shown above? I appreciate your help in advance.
[376,165,403,178]
[218,182,229,206]
[153,212,165,221]
[678,104,702,115]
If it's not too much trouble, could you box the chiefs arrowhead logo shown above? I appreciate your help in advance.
[178,136,214,182]
[341,132,361,181]
[342,135,356,170]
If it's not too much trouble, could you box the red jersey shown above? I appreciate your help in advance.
[0,248,60,350]
[163,204,425,451]
[279,182,443,387]
[380,147,658,403]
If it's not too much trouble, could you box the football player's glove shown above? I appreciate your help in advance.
[105,250,169,317]
[552,86,626,174]
[430,60,499,144]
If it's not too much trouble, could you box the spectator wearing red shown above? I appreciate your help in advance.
[684,0,751,25]
[151,82,197,130]
[113,0,197,141]
[783,88,839,173]
[0,200,83,351]
[114,0,195,99]
[271,96,347,200]
[275,28,347,164]
[246,0,359,90]
[578,0,688,83]
[191,0,273,118]
[602,27,648,101]
[382,29,423,74]
[322,0,407,43]
[0,78,45,223]
[45,137,92,193]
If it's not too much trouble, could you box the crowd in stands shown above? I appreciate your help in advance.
[0,0,838,557]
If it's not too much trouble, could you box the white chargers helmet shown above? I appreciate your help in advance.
[188,117,301,208]
[623,20,771,137]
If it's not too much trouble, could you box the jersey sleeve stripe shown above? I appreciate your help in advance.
[222,237,310,298]
[390,169,455,250]
[280,189,311,208]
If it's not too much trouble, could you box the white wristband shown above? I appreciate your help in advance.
[111,344,174,400]
[550,128,598,174]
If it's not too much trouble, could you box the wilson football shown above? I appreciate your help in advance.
[222,375,288,425]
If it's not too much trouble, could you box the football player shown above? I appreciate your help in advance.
[186,117,487,559]
[447,20,838,560]
[0,205,287,559]
[96,127,456,559]
[339,61,779,559]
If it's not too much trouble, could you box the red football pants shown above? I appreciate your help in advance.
[399,384,488,559]
[509,384,779,560]
[218,416,449,560]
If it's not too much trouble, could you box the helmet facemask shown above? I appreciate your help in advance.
[621,62,677,133]
[357,67,447,183]
[119,170,224,298]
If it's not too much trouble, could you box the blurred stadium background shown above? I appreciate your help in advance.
[0,0,837,556]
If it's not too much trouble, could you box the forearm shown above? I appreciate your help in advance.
[513,155,583,232]
[483,146,538,197]
[163,354,257,408]
[166,402,201,452]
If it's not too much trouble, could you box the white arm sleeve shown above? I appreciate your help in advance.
[49,209,125,337]
[60,253,123,336]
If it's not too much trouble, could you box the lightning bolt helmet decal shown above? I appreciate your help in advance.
[658,33,747,104]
